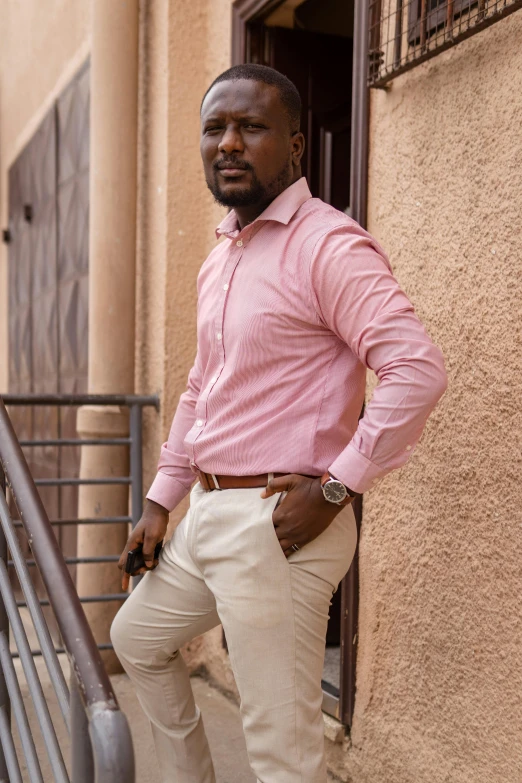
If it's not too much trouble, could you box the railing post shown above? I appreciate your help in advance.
[129,403,143,530]
[0,465,10,783]
[70,674,94,783]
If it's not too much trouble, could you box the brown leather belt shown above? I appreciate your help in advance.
[196,470,286,491]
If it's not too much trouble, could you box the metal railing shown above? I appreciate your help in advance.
[0,395,155,781]
[2,394,158,644]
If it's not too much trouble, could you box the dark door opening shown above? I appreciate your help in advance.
[232,0,360,726]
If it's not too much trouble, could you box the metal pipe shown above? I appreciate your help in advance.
[35,477,131,486]
[20,438,131,447]
[129,403,144,530]
[2,394,159,408]
[0,704,23,783]
[12,643,115,660]
[70,674,95,783]
[13,517,132,527]
[0,632,44,783]
[17,593,129,608]
[8,556,119,568]
[0,560,69,781]
[0,399,118,710]
[0,490,69,723]
[0,466,10,782]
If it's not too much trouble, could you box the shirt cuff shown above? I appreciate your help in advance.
[146,472,191,513]
[328,443,385,495]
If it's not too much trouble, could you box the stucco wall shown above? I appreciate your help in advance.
[0,0,90,392]
[341,14,522,783]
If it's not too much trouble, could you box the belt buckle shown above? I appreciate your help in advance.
[211,474,221,490]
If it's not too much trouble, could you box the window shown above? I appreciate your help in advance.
[369,0,522,87]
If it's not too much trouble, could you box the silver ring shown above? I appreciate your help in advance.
[291,544,300,552]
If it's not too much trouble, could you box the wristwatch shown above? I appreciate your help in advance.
[320,472,358,505]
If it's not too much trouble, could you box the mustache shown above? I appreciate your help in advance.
[214,158,253,171]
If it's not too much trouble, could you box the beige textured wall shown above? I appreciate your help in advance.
[341,15,522,783]
[0,0,90,392]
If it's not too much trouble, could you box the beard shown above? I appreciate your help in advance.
[206,158,293,209]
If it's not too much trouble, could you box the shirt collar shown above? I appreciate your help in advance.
[215,177,312,239]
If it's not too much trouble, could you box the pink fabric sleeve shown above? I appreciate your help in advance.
[309,227,448,493]
[146,350,203,512]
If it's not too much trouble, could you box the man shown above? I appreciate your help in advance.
[111,64,447,782]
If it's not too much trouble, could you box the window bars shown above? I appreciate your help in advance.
[0,396,137,782]
[368,0,522,86]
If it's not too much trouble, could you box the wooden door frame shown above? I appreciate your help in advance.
[230,0,370,727]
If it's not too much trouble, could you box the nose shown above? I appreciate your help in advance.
[218,124,244,156]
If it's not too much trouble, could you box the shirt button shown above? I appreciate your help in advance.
[406,445,412,451]
[223,283,229,291]
[216,332,222,341]
[236,239,243,247]
[196,419,203,427]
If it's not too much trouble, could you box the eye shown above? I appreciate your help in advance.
[204,125,223,134]
[244,123,265,130]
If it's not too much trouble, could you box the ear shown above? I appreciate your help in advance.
[291,132,305,167]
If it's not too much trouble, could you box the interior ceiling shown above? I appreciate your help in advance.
[264,0,354,37]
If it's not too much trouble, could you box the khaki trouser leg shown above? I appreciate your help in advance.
[111,483,357,783]
[196,486,357,783]
[110,507,220,783]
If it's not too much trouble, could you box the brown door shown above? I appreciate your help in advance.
[7,62,90,581]
[248,25,352,213]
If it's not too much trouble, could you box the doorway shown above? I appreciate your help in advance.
[232,0,361,726]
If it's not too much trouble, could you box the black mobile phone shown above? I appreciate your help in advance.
[125,540,163,575]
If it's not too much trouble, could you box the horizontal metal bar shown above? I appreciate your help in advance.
[12,642,115,659]
[13,516,132,527]
[17,593,129,608]
[8,555,120,568]
[20,438,131,447]
[34,477,131,486]
[3,393,159,409]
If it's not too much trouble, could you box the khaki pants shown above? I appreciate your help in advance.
[111,483,357,783]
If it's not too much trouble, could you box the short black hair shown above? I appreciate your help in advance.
[201,64,302,133]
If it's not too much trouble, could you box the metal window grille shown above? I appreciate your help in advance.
[368,0,522,87]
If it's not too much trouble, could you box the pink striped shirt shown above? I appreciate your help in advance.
[147,178,447,512]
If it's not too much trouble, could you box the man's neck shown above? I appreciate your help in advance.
[234,173,301,230]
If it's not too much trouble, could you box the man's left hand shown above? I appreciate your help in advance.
[261,474,352,558]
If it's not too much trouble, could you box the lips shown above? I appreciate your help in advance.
[218,168,248,178]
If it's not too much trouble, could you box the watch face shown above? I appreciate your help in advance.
[323,480,348,504]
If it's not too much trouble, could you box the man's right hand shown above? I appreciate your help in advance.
[118,499,169,591]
